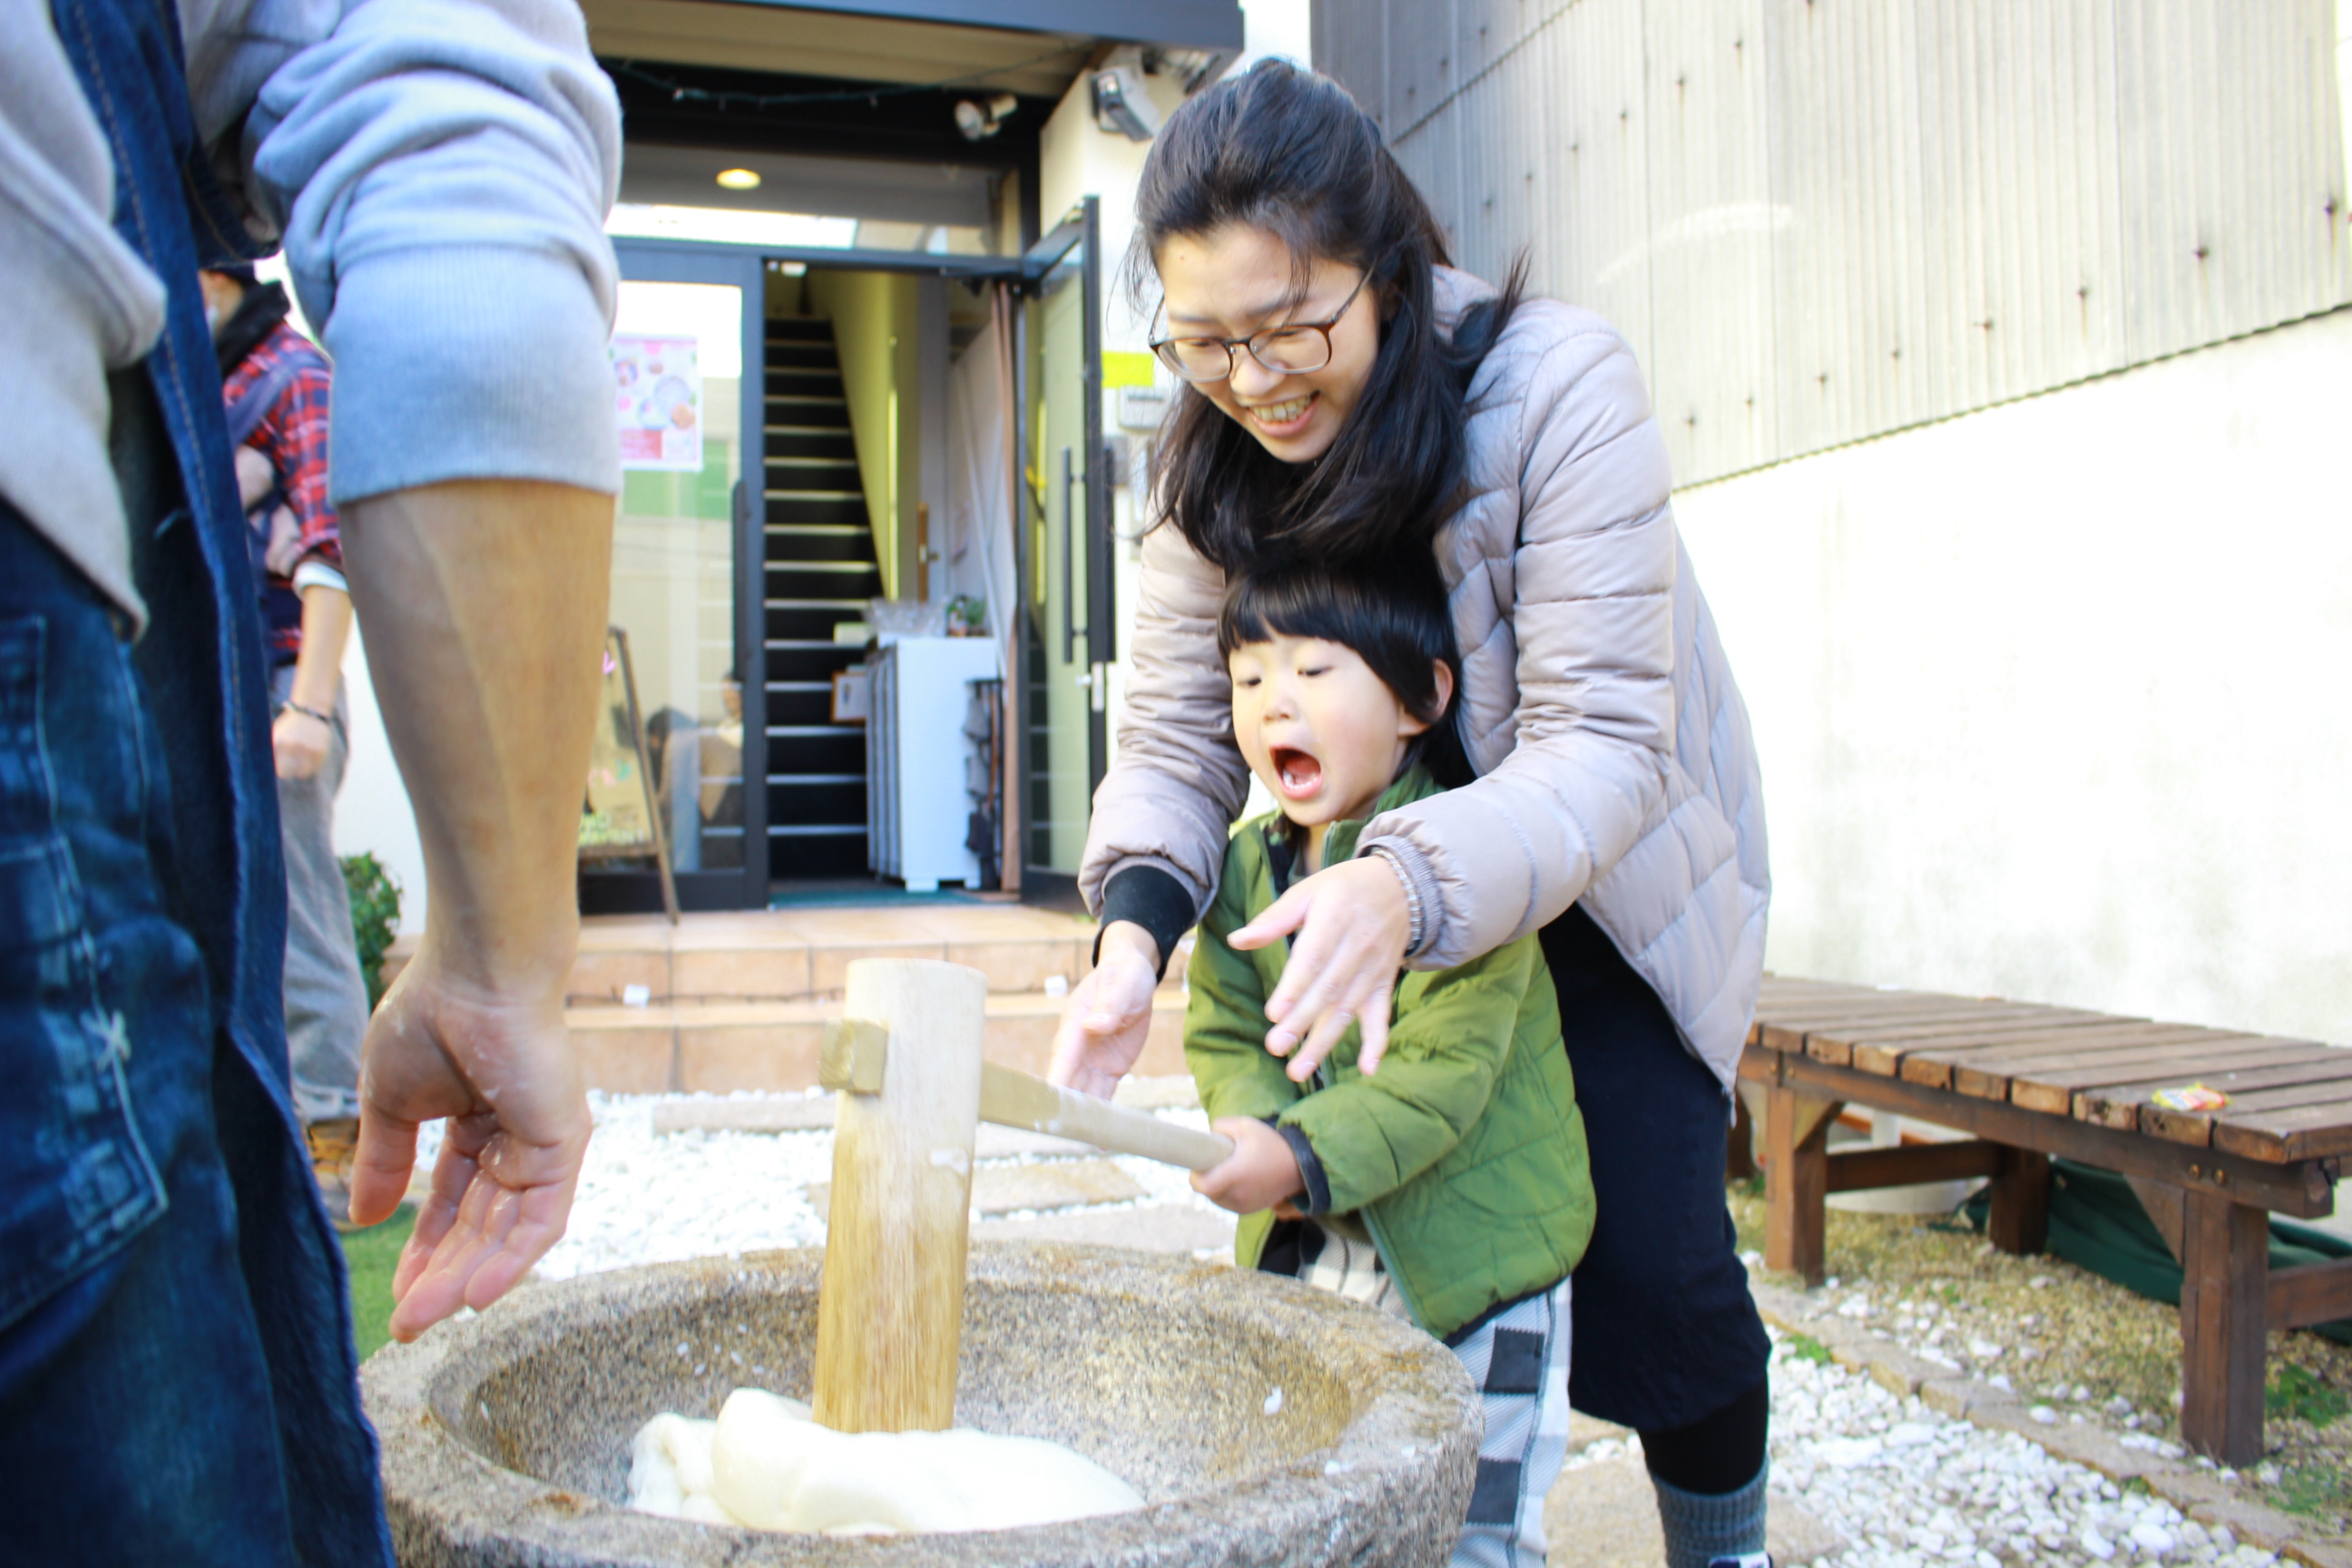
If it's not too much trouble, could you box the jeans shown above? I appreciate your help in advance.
[271,665,367,1123]
[0,0,394,1559]
[0,506,383,1564]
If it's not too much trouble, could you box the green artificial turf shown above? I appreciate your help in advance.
[338,1204,417,1362]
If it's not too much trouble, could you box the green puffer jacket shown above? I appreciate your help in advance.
[1185,765,1595,1340]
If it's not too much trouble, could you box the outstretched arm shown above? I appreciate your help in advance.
[340,478,610,1341]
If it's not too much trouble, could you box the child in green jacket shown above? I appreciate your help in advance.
[1185,558,1595,1568]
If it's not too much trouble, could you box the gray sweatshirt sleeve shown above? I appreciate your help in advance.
[236,0,623,504]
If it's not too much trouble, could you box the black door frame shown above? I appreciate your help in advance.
[589,232,1088,912]
[1012,197,1105,906]
[583,240,771,915]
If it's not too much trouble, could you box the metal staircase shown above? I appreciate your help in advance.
[761,317,879,880]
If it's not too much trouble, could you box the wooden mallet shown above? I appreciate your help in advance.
[808,957,1234,1435]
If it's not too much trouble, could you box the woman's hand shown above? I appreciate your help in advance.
[1191,1116,1305,1215]
[272,705,331,779]
[1046,921,1161,1099]
[1228,855,1409,1081]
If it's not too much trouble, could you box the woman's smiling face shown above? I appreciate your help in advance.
[1154,224,1379,465]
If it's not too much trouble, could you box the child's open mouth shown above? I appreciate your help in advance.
[1269,746,1323,799]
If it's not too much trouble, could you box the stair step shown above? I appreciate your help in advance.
[387,906,1196,1023]
[764,344,837,368]
[766,730,863,771]
[760,313,877,885]
[764,496,867,526]
[767,781,867,822]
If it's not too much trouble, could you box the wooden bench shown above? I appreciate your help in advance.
[1740,975,2352,1465]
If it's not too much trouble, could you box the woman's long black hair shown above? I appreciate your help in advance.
[1130,59,1524,573]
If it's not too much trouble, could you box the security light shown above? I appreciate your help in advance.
[1091,66,1160,142]
[954,93,1018,142]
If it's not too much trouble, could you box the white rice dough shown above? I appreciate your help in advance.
[627,1389,1144,1535]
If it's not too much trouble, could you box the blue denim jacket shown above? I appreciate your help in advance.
[1,1,391,1559]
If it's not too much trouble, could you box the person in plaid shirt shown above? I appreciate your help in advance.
[202,263,370,1223]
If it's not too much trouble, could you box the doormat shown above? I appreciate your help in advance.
[766,880,995,910]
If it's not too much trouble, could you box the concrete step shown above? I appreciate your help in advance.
[386,907,1196,1008]
[563,986,1191,1094]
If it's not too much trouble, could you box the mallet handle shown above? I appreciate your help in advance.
[980,1063,1235,1172]
[823,1016,1236,1172]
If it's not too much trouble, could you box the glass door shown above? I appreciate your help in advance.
[1018,199,1108,899]
[588,242,767,912]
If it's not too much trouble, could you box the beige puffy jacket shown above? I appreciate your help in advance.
[1080,269,1769,1089]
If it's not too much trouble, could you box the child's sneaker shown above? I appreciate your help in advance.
[306,1115,362,1231]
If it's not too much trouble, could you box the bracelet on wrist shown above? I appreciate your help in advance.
[279,701,333,726]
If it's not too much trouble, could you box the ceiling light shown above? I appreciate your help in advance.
[715,168,760,191]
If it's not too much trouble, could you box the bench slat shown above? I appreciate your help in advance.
[1898,1024,2210,1089]
[1853,1020,2135,1081]
[1956,1032,2290,1102]
[2001,1037,2300,1112]
[1800,1005,2106,1067]
[1750,983,2352,1165]
[2075,1051,2352,1136]
[2205,1096,2352,1163]
[1755,996,1994,1054]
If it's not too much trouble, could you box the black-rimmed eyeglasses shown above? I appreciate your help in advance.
[1148,270,1372,384]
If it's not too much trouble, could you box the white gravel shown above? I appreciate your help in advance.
[482,1092,1225,1282]
[428,1093,2288,1565]
[1591,1328,2285,1568]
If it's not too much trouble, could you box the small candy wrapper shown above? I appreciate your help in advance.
[2150,1083,2230,1112]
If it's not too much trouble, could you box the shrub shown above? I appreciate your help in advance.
[339,852,402,1011]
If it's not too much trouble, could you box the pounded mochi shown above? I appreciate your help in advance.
[625,1389,1143,1535]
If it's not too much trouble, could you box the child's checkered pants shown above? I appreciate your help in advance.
[1446,1279,1573,1568]
[1288,1228,1572,1566]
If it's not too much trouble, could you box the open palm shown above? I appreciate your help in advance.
[347,944,590,1342]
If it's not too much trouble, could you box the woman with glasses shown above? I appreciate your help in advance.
[1048,60,1777,1568]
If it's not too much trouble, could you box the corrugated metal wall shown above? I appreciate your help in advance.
[1310,0,2351,485]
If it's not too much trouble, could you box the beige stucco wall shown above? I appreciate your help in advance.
[1675,304,2352,1043]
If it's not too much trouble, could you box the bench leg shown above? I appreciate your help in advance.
[1765,1086,1838,1285]
[1987,1147,2052,1256]
[2180,1191,2268,1466]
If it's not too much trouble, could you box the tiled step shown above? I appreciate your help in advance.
[542,905,1186,1005]
[564,987,1191,1094]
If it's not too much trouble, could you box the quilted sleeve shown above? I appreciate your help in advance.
[1358,309,1678,968]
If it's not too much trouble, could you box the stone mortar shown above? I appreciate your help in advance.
[365,1242,1481,1568]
